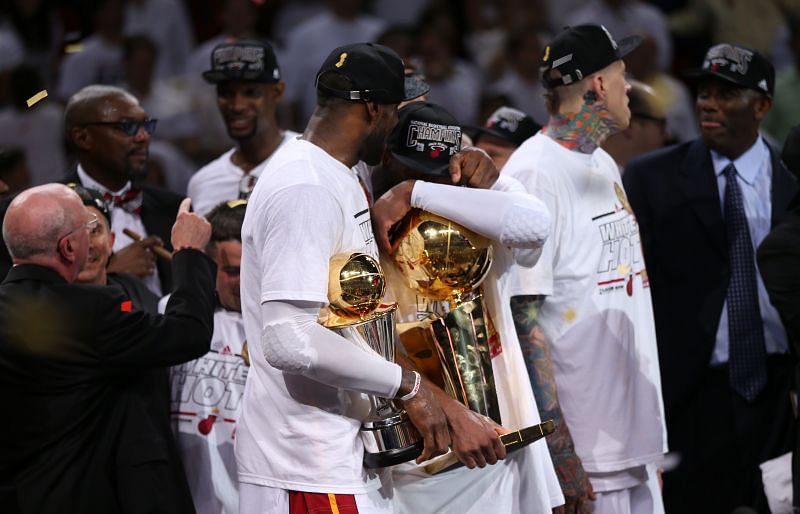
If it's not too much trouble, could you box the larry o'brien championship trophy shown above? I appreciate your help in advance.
[322,252,424,468]
[391,210,555,474]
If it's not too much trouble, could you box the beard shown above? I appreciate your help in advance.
[359,126,390,166]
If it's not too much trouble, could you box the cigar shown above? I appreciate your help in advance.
[122,228,173,262]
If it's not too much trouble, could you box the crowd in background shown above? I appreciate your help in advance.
[1,0,799,196]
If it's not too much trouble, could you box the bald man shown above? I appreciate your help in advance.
[0,184,216,514]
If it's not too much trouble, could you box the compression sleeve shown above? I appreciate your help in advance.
[260,300,402,398]
[410,181,551,249]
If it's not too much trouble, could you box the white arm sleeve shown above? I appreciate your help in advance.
[410,180,551,249]
[260,300,403,398]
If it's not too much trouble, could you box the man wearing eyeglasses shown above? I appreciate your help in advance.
[188,40,298,216]
[0,183,216,514]
[56,84,184,296]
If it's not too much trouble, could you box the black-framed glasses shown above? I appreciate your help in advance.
[82,118,158,136]
[58,213,100,242]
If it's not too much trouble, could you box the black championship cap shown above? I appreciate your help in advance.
[541,24,641,89]
[203,40,281,84]
[388,102,462,177]
[782,125,800,179]
[474,106,540,147]
[67,183,111,225]
[684,43,775,96]
[315,42,422,104]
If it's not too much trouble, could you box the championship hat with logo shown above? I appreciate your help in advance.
[541,24,642,89]
[684,43,775,95]
[203,40,281,84]
[473,106,541,147]
[388,102,462,177]
[315,42,424,104]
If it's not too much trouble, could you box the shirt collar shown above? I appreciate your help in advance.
[710,136,768,185]
[76,164,132,196]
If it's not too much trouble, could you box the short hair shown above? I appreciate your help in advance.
[3,197,80,259]
[206,200,246,244]
[64,85,139,131]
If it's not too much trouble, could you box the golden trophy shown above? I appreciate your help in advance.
[391,210,555,473]
[322,252,423,468]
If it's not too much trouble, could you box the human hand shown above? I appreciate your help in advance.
[448,147,499,189]
[171,198,211,251]
[108,236,161,277]
[554,449,596,514]
[371,179,415,255]
[430,386,507,468]
[400,373,451,463]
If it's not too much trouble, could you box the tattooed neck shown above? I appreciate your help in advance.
[543,101,619,154]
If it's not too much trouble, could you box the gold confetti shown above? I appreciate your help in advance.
[65,43,84,54]
[26,90,48,108]
[617,263,631,274]
[563,308,576,322]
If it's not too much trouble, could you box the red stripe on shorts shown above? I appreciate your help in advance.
[288,491,359,514]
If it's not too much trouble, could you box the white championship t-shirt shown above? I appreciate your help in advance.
[188,131,298,215]
[162,297,247,514]
[236,137,384,494]
[503,133,668,477]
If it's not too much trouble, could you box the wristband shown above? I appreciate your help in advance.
[399,371,422,402]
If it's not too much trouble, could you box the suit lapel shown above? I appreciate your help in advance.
[677,139,728,257]
[769,144,798,227]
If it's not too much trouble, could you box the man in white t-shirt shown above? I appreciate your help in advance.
[236,42,506,514]
[188,40,297,215]
[503,25,668,514]
[371,101,564,513]
[166,200,248,514]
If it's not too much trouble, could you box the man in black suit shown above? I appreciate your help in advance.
[757,124,800,512]
[0,183,216,514]
[0,85,183,295]
[624,44,797,513]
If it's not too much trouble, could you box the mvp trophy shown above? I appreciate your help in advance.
[322,252,423,468]
[392,210,555,474]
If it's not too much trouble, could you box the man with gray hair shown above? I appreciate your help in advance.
[0,184,216,513]
[0,85,184,295]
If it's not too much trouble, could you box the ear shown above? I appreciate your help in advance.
[57,235,77,265]
[70,126,92,151]
[272,81,286,101]
[591,74,606,103]
[108,230,116,253]
[364,101,380,125]
[753,94,773,122]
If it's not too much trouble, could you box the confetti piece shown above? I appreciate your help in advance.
[26,90,48,108]
[563,308,576,322]
[65,43,84,54]
[617,263,631,274]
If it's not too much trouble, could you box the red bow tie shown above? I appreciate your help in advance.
[103,189,143,214]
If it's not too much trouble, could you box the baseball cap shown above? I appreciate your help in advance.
[315,42,423,104]
[473,106,541,147]
[684,43,774,96]
[541,24,642,89]
[67,183,111,225]
[388,102,462,177]
[202,40,281,84]
[781,125,800,179]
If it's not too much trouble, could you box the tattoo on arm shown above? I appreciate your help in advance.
[510,294,588,493]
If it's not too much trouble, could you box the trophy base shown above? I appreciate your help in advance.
[362,411,423,468]
[422,419,557,475]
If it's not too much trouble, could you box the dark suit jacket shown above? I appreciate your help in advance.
[0,250,216,514]
[623,138,797,414]
[0,171,184,292]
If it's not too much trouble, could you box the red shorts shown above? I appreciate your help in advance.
[289,491,359,514]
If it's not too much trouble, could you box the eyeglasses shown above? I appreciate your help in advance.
[59,213,100,242]
[82,118,158,136]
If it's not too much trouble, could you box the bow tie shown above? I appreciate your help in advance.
[103,189,143,214]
